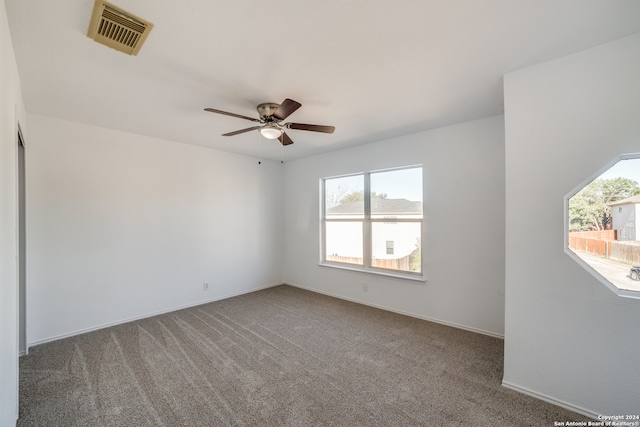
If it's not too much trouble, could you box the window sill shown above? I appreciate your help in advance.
[319,262,426,283]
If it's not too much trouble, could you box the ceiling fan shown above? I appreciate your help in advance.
[204,98,335,146]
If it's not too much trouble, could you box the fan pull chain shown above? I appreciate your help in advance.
[280,141,284,164]
[257,131,263,165]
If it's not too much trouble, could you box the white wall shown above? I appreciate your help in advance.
[283,116,506,337]
[611,203,636,241]
[503,33,640,416]
[0,0,25,424]
[26,114,284,345]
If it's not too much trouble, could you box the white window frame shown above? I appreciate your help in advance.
[320,166,425,282]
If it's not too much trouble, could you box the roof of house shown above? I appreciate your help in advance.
[609,194,640,206]
[327,198,422,215]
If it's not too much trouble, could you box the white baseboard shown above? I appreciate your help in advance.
[25,282,283,349]
[283,281,504,339]
[501,380,599,420]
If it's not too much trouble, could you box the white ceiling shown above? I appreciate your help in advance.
[6,1,640,161]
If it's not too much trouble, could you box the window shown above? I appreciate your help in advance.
[386,241,394,255]
[322,167,423,277]
[565,154,640,299]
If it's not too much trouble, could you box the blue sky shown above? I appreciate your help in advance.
[598,158,640,184]
[371,167,422,201]
[325,167,423,207]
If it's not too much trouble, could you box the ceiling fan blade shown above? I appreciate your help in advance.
[287,123,335,134]
[279,132,294,146]
[222,126,261,136]
[273,99,302,120]
[204,108,260,122]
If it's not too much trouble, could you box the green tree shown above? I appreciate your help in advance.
[339,190,387,204]
[569,177,640,231]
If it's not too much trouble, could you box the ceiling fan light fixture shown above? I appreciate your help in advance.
[259,124,282,140]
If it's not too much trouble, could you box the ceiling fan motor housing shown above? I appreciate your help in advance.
[257,103,281,121]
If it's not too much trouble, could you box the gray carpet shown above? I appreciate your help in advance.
[19,285,589,426]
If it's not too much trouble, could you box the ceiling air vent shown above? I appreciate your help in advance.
[87,0,153,56]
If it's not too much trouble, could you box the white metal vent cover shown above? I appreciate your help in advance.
[87,0,153,55]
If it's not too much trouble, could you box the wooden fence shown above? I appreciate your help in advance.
[569,230,616,241]
[326,255,411,271]
[568,235,611,257]
[609,241,640,265]
[568,230,640,265]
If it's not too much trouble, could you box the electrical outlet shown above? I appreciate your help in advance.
[362,283,369,292]
[203,282,209,291]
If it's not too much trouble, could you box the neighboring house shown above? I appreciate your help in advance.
[609,194,640,241]
[326,198,422,262]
